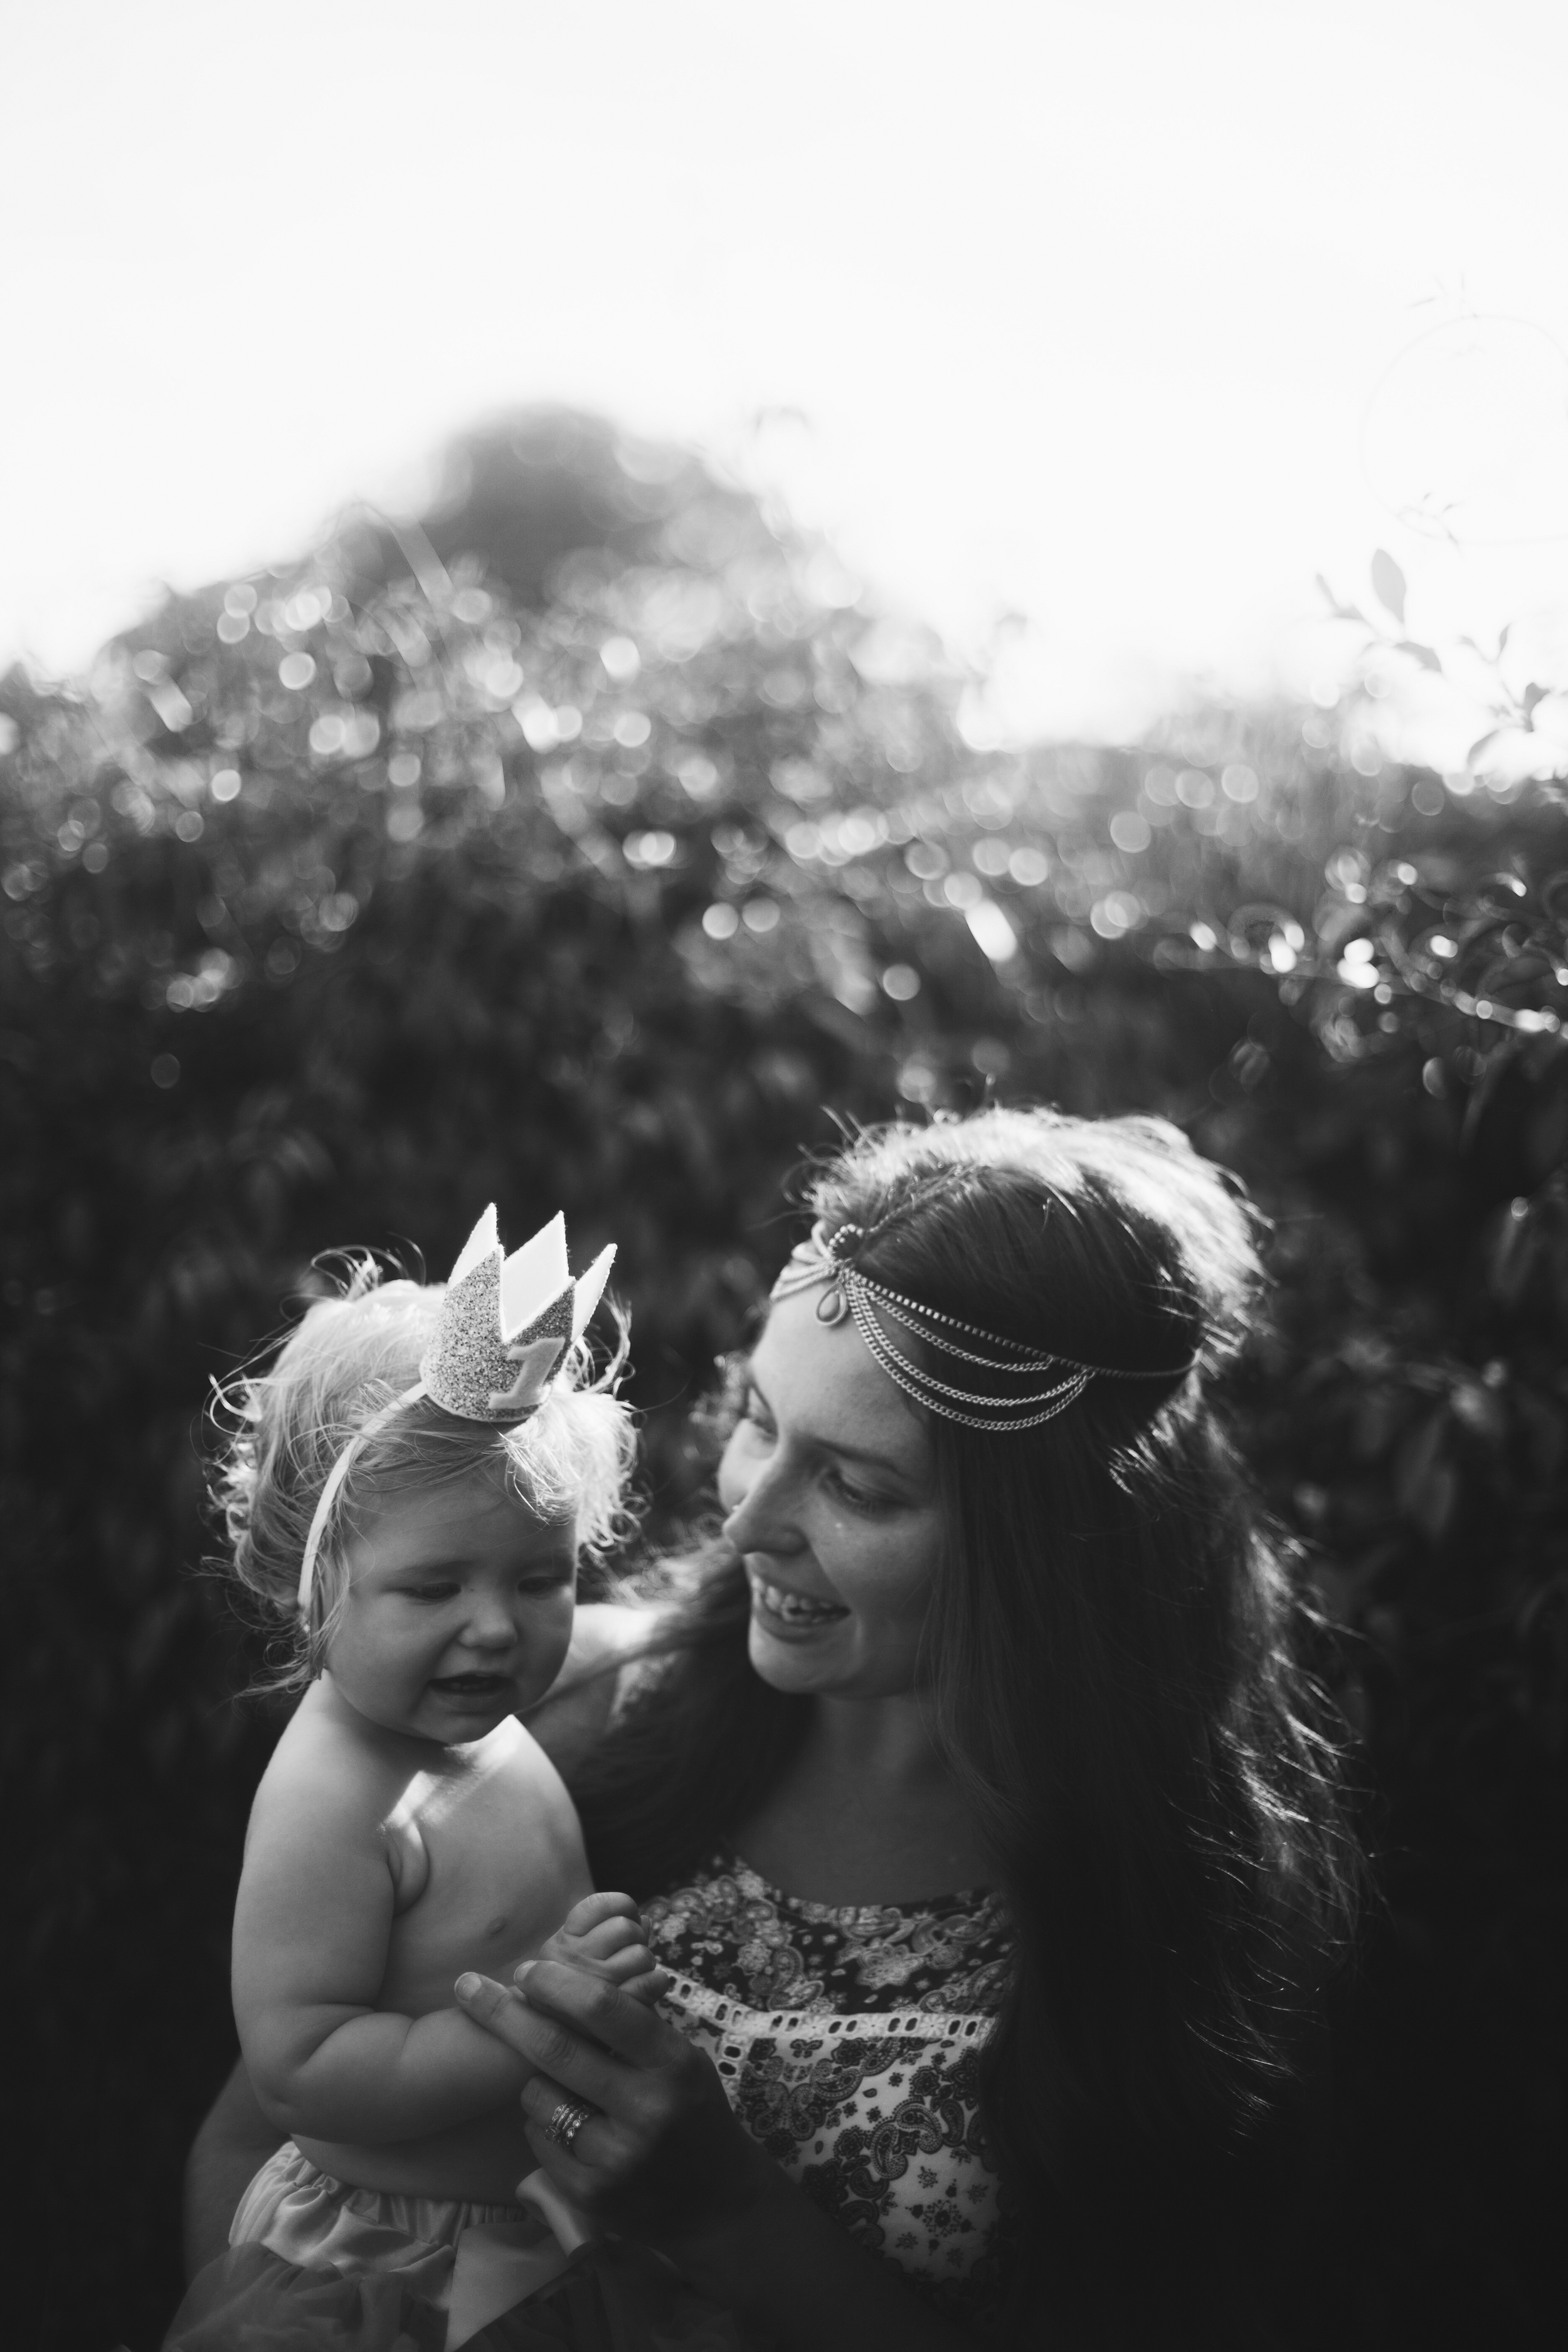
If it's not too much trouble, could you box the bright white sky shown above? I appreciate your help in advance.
[3,0,1567,742]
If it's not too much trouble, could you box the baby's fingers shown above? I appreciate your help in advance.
[522,1938,661,1990]
[573,1914,646,1963]
[557,1891,642,1939]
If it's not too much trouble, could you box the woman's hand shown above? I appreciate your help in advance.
[457,1952,973,2349]
[453,1951,775,2246]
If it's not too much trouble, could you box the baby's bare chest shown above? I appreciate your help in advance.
[376,1752,591,2013]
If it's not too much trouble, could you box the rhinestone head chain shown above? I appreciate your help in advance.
[769,1217,1197,1432]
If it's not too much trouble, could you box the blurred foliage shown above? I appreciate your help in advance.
[4,409,1565,2348]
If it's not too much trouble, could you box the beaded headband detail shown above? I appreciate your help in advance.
[770,1219,1195,1431]
[296,1206,615,1615]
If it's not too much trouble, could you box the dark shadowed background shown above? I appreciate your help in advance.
[4,415,1565,2349]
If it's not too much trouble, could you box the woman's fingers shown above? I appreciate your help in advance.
[522,2073,618,2171]
[453,1971,530,2048]
[519,2108,609,2205]
[513,1958,675,2067]
[456,1964,670,2109]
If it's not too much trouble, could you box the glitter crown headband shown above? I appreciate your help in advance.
[770,1219,1195,1431]
[296,1205,615,1614]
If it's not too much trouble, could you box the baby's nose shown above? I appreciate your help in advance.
[463,1596,520,1648]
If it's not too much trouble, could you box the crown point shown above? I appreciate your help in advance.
[499,1214,571,1341]
[448,1205,502,1290]
[571,1244,617,1339]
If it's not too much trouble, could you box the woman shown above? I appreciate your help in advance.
[189,1108,1356,2347]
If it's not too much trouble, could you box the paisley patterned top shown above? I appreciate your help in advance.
[644,1852,1017,2332]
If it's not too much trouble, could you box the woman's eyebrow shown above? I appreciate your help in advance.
[744,1368,919,1484]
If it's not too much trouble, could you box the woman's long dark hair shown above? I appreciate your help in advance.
[575,1110,1359,2346]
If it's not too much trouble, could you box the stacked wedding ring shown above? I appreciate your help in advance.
[543,2095,596,2154]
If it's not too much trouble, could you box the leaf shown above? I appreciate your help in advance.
[1522,683,1547,724]
[1466,729,1503,769]
[1370,549,1407,626]
[1396,640,1443,674]
[1315,573,1369,625]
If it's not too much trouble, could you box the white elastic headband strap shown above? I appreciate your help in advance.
[296,1381,425,1618]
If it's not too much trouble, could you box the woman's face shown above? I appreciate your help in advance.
[717,1288,943,1700]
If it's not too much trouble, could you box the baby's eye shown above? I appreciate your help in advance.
[403,1581,460,1603]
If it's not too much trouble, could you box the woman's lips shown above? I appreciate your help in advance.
[746,1571,850,1633]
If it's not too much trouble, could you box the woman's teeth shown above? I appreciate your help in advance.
[751,1577,849,1626]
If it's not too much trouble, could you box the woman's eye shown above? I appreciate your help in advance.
[824,1468,894,1515]
[739,1392,775,1438]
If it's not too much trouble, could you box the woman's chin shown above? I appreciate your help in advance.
[746,1610,850,1692]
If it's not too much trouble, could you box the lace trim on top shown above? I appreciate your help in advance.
[642,1848,1015,2016]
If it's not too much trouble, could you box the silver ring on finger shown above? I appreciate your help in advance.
[543,2094,596,2154]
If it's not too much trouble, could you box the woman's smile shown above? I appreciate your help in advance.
[745,1569,852,1635]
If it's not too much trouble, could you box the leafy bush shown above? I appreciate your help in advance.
[4,411,1564,2346]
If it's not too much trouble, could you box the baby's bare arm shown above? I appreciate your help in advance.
[235,1732,665,2145]
[258,1904,667,2143]
[235,1736,538,2144]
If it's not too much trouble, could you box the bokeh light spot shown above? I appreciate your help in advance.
[625,829,676,868]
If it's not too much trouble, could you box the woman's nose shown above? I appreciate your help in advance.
[721,1456,805,1558]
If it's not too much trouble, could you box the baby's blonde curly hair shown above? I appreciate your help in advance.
[211,1258,635,1690]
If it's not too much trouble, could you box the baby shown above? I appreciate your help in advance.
[167,1207,664,2349]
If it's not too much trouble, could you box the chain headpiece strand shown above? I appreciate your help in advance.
[770,1219,1195,1432]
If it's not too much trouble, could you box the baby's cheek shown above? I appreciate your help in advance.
[518,1596,576,1700]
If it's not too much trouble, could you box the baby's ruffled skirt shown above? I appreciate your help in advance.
[162,2143,753,2352]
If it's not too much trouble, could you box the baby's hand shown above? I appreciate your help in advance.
[528,1890,670,2008]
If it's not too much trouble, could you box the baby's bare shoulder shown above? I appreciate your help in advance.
[249,1690,405,1843]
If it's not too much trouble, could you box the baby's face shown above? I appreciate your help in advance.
[326,1463,576,1745]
